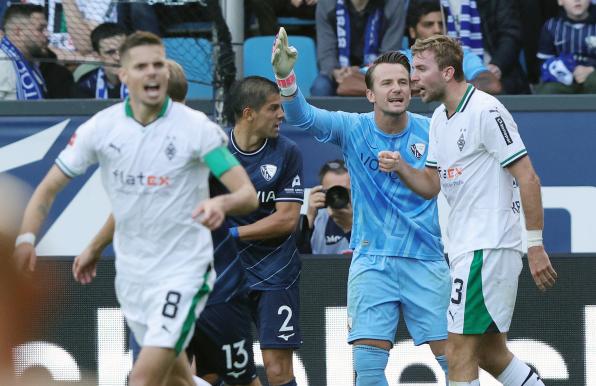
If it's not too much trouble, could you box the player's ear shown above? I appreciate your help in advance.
[242,106,253,122]
[365,87,375,104]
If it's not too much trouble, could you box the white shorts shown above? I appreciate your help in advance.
[115,267,216,354]
[447,249,522,335]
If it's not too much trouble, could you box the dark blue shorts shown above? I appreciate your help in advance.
[130,296,258,384]
[248,282,302,349]
[187,297,257,385]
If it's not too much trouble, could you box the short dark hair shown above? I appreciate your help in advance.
[2,4,44,30]
[365,51,411,89]
[119,31,163,62]
[91,22,127,53]
[226,76,279,124]
[318,160,348,183]
[412,35,464,81]
[406,0,441,30]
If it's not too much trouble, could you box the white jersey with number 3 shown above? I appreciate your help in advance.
[425,85,527,257]
[56,98,228,282]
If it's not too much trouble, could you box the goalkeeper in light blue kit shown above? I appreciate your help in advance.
[272,28,450,385]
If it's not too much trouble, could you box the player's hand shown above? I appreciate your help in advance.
[73,245,101,284]
[527,246,557,291]
[378,151,401,173]
[573,65,594,84]
[13,243,37,273]
[272,27,298,79]
[192,198,225,230]
[487,63,502,80]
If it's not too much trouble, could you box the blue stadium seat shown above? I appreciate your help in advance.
[243,35,318,97]
[277,17,316,27]
[163,37,213,99]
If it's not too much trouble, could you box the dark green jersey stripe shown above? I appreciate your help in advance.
[463,250,494,334]
[174,269,212,354]
[501,149,528,167]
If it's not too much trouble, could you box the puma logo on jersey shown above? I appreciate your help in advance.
[108,143,121,153]
[227,369,247,378]
[278,332,295,341]
[260,164,277,181]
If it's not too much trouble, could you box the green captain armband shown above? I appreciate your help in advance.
[204,146,240,178]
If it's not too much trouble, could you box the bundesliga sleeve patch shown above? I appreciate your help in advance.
[495,116,513,145]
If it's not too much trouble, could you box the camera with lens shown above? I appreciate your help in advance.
[323,185,350,210]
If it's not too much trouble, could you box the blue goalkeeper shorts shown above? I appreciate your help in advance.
[347,253,450,345]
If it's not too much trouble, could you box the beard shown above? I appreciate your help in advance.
[421,84,445,103]
[27,44,48,59]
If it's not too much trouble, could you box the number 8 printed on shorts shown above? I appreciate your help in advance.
[162,290,182,318]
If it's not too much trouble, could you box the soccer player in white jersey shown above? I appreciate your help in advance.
[12,32,258,386]
[378,35,557,386]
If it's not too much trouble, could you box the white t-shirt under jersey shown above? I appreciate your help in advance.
[426,85,527,258]
[57,98,227,282]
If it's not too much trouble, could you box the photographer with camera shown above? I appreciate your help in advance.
[302,160,352,255]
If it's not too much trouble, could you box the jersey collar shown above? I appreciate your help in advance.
[124,96,171,125]
[445,84,475,119]
[230,128,268,156]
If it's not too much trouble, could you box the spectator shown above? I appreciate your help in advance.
[535,0,596,94]
[518,0,561,84]
[249,0,317,36]
[311,0,407,96]
[75,22,127,99]
[403,0,501,94]
[0,4,48,100]
[300,160,352,255]
[24,0,116,61]
[441,0,531,94]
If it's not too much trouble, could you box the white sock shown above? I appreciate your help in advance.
[449,381,480,386]
[192,375,211,386]
[497,356,545,386]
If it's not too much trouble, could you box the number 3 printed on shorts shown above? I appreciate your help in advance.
[451,278,464,305]
[162,291,181,318]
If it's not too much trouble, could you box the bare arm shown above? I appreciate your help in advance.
[73,214,114,284]
[14,165,71,271]
[507,156,557,291]
[237,201,302,241]
[215,165,258,215]
[471,71,503,95]
[192,165,258,230]
[378,151,441,199]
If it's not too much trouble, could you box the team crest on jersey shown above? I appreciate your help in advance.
[165,141,176,160]
[260,164,278,181]
[457,128,466,151]
[409,143,426,159]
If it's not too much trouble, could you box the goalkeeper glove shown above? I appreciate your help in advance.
[272,27,299,96]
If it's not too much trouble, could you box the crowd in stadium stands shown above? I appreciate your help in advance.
[0,0,595,102]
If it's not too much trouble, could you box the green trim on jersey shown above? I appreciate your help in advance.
[463,250,494,334]
[204,146,240,178]
[55,158,77,178]
[501,149,528,167]
[426,160,438,168]
[455,84,474,113]
[174,269,212,355]
[124,97,171,121]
